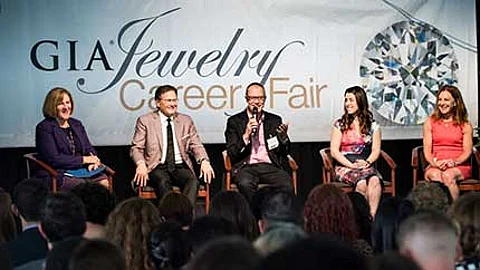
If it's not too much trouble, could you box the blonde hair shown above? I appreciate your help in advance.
[42,87,74,118]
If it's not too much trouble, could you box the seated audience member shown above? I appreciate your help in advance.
[188,236,261,270]
[105,197,162,270]
[347,191,372,244]
[258,234,368,270]
[253,221,306,255]
[330,86,383,218]
[372,197,414,254]
[0,188,17,243]
[422,85,473,200]
[69,239,125,270]
[371,251,422,270]
[257,189,302,233]
[224,82,294,204]
[158,191,194,230]
[209,191,259,241]
[45,237,85,270]
[407,182,450,213]
[130,85,214,205]
[35,87,108,190]
[188,215,236,255]
[397,211,458,270]
[149,221,191,270]
[6,179,49,267]
[449,192,480,270]
[0,244,13,270]
[71,182,116,239]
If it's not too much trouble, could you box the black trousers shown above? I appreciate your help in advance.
[148,163,198,205]
[234,163,293,203]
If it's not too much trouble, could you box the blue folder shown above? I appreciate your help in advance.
[64,166,106,178]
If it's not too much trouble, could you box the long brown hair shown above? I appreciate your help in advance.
[339,86,373,135]
[0,188,17,243]
[431,85,468,125]
[105,197,162,270]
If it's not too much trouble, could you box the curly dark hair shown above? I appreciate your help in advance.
[304,184,358,242]
[71,182,116,225]
[449,192,480,259]
[339,86,373,135]
[105,197,162,270]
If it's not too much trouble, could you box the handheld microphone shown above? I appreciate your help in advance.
[251,107,258,136]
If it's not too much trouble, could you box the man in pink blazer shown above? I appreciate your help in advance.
[130,85,214,204]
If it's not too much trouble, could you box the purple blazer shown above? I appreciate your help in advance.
[35,117,96,175]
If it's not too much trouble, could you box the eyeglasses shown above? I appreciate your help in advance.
[246,96,266,102]
[161,98,178,103]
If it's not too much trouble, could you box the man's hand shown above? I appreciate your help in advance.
[243,117,259,140]
[276,122,289,142]
[199,160,215,184]
[133,162,149,187]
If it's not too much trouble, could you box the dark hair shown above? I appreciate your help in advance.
[303,184,358,242]
[245,82,266,96]
[260,190,301,225]
[158,191,193,228]
[209,191,259,241]
[69,239,125,270]
[12,178,49,222]
[0,189,17,242]
[372,197,414,253]
[449,192,480,259]
[407,182,450,213]
[188,215,236,254]
[189,236,260,270]
[154,85,177,100]
[339,86,373,135]
[40,192,86,242]
[42,87,74,118]
[259,234,368,270]
[431,85,468,124]
[371,251,422,270]
[149,221,191,270]
[71,182,116,225]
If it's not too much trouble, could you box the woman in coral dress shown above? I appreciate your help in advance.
[423,85,473,200]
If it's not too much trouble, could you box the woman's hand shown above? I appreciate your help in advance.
[354,159,370,169]
[87,163,99,171]
[83,154,101,166]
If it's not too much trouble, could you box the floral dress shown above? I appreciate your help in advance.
[333,119,382,187]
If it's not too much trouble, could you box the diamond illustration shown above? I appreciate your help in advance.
[360,20,458,125]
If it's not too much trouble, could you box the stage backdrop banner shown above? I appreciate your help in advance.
[0,0,477,146]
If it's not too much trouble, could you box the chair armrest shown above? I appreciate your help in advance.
[24,153,59,177]
[222,150,231,171]
[411,146,422,169]
[380,150,397,169]
[104,165,115,177]
[287,155,298,171]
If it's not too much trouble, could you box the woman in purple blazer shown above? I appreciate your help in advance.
[35,87,108,190]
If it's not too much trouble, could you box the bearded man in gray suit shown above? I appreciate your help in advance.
[130,85,214,204]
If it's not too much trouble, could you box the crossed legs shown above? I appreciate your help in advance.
[355,176,381,218]
[425,167,461,200]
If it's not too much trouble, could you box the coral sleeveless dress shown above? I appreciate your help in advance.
[429,119,471,179]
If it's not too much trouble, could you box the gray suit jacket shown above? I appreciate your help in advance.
[130,111,210,174]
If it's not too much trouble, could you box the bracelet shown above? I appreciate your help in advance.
[365,160,371,166]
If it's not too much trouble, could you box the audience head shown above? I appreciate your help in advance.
[105,197,162,270]
[347,191,372,243]
[45,237,85,270]
[12,178,49,223]
[188,215,236,254]
[432,84,468,124]
[397,211,458,270]
[69,239,125,270]
[40,192,86,243]
[209,191,259,241]
[71,182,116,225]
[149,221,191,270]
[371,251,422,270]
[407,182,450,213]
[259,234,368,270]
[158,191,194,229]
[189,236,260,270]
[372,197,414,253]
[253,222,306,255]
[341,86,373,134]
[303,184,358,242]
[0,188,16,242]
[449,192,480,260]
[258,189,302,233]
[42,87,74,118]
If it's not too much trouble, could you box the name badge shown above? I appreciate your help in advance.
[267,136,279,150]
